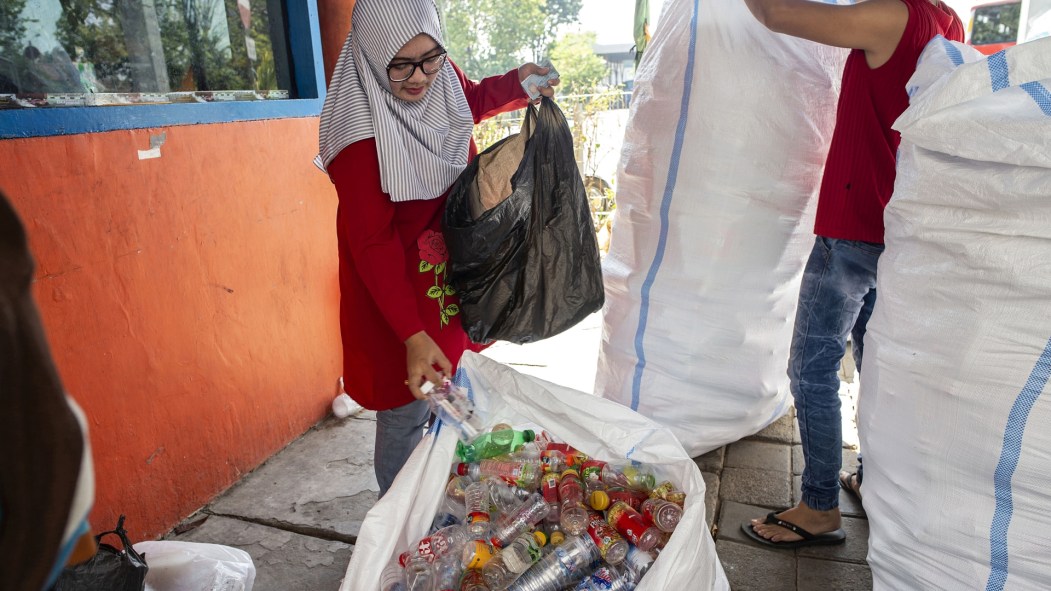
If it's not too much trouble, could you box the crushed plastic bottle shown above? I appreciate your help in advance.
[482,531,546,589]
[505,534,599,591]
[422,379,485,440]
[572,565,636,591]
[557,470,588,536]
[490,493,550,548]
[622,546,654,583]
[401,525,473,566]
[486,477,533,514]
[435,555,464,591]
[457,429,536,463]
[600,463,656,492]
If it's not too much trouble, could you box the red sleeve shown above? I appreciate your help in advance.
[451,61,530,123]
[329,140,425,342]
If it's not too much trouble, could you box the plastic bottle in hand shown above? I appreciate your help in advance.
[380,559,409,591]
[482,531,547,589]
[505,534,599,591]
[557,470,588,536]
[605,501,662,552]
[457,429,536,463]
[586,511,628,565]
[457,459,541,490]
[572,565,636,591]
[422,379,484,440]
[490,493,550,548]
[640,497,683,533]
[465,481,492,539]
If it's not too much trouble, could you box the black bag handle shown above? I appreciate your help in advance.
[94,515,147,565]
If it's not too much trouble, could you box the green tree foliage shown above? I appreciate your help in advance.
[439,0,582,78]
[548,31,606,95]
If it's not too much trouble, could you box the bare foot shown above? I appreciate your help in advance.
[749,502,841,543]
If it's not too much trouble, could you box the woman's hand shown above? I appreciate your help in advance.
[405,331,453,400]
[518,63,560,100]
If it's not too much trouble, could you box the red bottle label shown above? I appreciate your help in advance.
[608,488,645,512]
[586,514,621,558]
[610,505,650,545]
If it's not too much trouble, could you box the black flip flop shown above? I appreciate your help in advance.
[741,512,846,549]
[839,470,862,501]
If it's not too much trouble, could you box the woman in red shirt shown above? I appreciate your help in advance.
[317,0,556,496]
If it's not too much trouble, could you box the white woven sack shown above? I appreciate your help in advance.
[859,37,1051,591]
[597,0,848,455]
[340,351,728,590]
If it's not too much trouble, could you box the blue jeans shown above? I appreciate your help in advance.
[790,236,881,511]
[375,399,431,498]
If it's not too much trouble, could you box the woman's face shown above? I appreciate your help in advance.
[387,34,445,103]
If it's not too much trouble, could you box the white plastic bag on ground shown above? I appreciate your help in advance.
[859,37,1051,591]
[133,540,256,591]
[341,351,729,590]
[596,0,847,456]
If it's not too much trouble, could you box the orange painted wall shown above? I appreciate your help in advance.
[0,118,342,540]
[318,0,355,84]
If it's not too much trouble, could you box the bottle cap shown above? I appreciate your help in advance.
[589,490,610,511]
[532,530,548,547]
[461,540,493,569]
[523,429,536,442]
[560,468,580,479]
[419,381,434,396]
[550,530,565,545]
[455,463,470,476]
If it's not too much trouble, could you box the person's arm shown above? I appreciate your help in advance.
[328,141,450,397]
[743,0,909,67]
[451,61,531,123]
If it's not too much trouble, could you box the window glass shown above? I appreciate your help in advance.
[971,2,1022,45]
[0,0,290,106]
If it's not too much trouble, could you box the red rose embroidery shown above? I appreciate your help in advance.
[418,229,448,265]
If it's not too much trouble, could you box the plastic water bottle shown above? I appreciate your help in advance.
[421,379,485,440]
[585,511,628,565]
[557,470,588,536]
[465,481,492,539]
[600,463,656,492]
[641,497,683,533]
[572,565,636,591]
[605,501,662,552]
[539,449,566,474]
[435,555,464,591]
[580,460,610,511]
[505,534,599,591]
[482,531,547,589]
[622,546,654,583]
[404,554,435,591]
[380,559,409,591]
[544,443,589,467]
[457,429,536,463]
[460,569,492,590]
[486,477,533,514]
[490,493,550,548]
[539,472,561,529]
[401,525,473,565]
[457,459,541,490]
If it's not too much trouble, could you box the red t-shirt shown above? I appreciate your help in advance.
[814,0,964,243]
[327,64,528,411]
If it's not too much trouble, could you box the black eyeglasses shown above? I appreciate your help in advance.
[386,51,447,83]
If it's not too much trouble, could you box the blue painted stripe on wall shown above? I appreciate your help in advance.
[629,0,701,411]
[987,51,1010,91]
[1020,81,1051,117]
[985,335,1051,591]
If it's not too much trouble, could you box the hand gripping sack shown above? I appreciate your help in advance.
[340,351,730,591]
[443,97,604,345]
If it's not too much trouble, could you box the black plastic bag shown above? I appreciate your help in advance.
[53,515,148,591]
[444,97,604,344]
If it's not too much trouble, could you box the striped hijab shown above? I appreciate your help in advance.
[317,0,474,202]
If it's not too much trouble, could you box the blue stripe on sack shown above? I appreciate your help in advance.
[987,51,1010,91]
[985,335,1051,591]
[1020,82,1051,117]
[629,0,701,411]
[940,36,964,67]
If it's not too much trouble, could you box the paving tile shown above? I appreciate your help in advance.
[726,440,792,473]
[695,446,726,473]
[702,471,720,530]
[715,501,775,546]
[797,557,872,591]
[797,516,869,565]
[717,539,797,591]
[209,416,379,539]
[720,467,793,509]
[170,515,352,591]
[744,412,800,445]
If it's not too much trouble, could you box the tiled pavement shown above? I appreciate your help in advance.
[167,313,872,589]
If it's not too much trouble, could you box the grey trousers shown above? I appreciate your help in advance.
[374,399,431,498]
